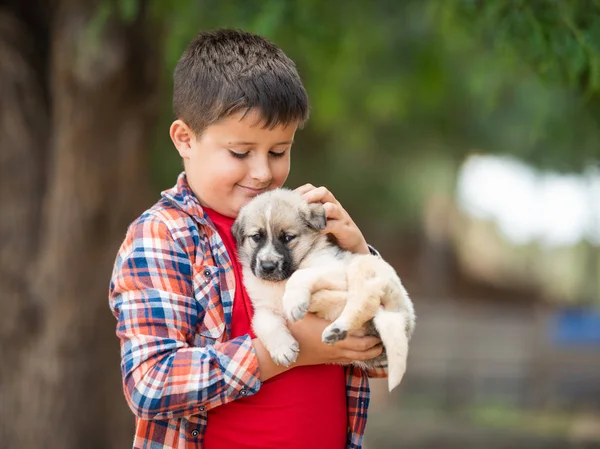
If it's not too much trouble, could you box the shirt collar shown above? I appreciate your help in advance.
[161,172,209,225]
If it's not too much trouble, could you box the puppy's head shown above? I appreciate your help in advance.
[232,189,327,281]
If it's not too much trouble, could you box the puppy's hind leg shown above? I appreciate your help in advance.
[308,289,347,322]
[253,308,299,366]
[322,283,382,344]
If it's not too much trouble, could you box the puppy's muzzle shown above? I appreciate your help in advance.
[254,258,291,281]
[260,260,277,274]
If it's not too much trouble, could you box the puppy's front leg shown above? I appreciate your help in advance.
[282,266,347,322]
[253,307,299,366]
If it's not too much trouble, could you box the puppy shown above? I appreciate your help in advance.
[232,188,416,391]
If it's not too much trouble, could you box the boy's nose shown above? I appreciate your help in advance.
[250,159,272,184]
[251,171,272,184]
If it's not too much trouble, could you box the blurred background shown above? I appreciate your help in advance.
[1,1,599,448]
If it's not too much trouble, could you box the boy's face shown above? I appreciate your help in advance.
[170,109,298,218]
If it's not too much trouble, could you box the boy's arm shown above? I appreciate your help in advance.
[109,216,261,421]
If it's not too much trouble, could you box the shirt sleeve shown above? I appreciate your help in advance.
[108,215,261,420]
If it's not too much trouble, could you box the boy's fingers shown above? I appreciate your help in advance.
[294,184,316,195]
[338,335,381,351]
[302,186,339,205]
[342,344,383,362]
[320,207,341,234]
[358,336,382,350]
[364,344,384,360]
[322,202,343,220]
[321,218,350,240]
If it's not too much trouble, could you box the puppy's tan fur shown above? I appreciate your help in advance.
[232,189,416,391]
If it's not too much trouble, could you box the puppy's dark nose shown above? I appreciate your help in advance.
[260,261,277,273]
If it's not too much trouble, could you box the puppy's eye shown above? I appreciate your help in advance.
[282,234,296,243]
[250,234,262,243]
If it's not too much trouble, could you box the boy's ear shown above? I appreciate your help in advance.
[231,217,245,244]
[170,120,195,159]
[303,203,327,231]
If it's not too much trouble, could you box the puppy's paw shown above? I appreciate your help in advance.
[267,336,300,366]
[322,323,348,345]
[282,289,310,322]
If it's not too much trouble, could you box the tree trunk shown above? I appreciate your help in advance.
[0,1,161,448]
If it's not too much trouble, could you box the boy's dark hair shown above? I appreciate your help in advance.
[173,29,309,135]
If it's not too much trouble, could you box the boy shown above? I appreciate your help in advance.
[109,29,387,449]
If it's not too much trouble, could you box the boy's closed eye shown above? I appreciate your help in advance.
[228,149,288,159]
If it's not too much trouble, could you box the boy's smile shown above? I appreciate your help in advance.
[236,184,269,195]
[170,109,298,218]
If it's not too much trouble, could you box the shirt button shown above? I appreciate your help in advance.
[198,406,206,412]
[239,389,248,396]
[203,269,211,277]
[191,429,199,437]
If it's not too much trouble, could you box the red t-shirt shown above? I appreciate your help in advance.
[202,207,347,449]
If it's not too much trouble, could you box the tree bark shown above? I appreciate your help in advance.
[0,6,50,447]
[0,1,161,448]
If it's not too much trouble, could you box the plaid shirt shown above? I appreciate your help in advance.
[109,173,387,449]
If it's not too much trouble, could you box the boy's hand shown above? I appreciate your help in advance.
[288,313,383,366]
[295,184,370,254]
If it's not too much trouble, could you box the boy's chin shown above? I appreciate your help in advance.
[230,197,254,217]
[233,184,281,213]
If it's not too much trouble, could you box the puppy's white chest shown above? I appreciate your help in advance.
[242,267,287,312]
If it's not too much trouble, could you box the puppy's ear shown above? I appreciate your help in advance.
[231,216,245,244]
[303,203,327,231]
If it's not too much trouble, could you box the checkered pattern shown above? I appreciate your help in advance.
[109,172,388,448]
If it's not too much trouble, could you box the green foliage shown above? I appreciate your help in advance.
[437,0,600,97]
[118,0,140,22]
[431,0,600,171]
